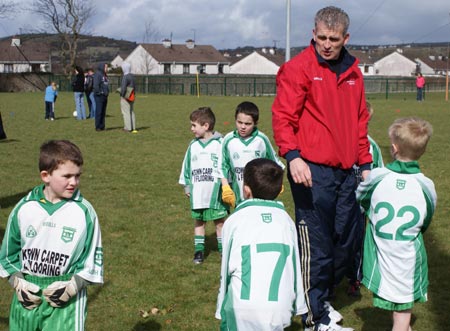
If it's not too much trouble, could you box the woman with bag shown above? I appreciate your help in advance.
[120,62,137,133]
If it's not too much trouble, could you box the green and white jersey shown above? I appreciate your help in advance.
[0,185,103,284]
[356,160,436,303]
[179,133,226,210]
[218,128,285,204]
[216,199,307,330]
[368,135,384,169]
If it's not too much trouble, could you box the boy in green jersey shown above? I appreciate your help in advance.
[219,101,284,207]
[357,117,436,331]
[179,107,228,264]
[216,158,307,330]
[0,140,103,331]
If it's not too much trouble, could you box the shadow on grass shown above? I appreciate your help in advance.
[0,316,8,330]
[204,233,220,259]
[285,320,302,330]
[132,319,162,331]
[0,190,32,209]
[355,307,418,331]
[0,139,20,144]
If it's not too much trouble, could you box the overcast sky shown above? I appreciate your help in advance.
[1,0,450,49]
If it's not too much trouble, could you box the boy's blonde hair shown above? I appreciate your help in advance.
[388,117,432,160]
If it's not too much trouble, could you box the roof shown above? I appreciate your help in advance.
[141,43,229,64]
[0,39,50,63]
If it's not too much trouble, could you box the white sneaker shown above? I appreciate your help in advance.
[324,301,343,324]
[315,321,354,331]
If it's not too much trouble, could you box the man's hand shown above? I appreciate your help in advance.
[289,158,312,187]
[361,169,370,182]
[43,276,82,307]
[222,185,236,207]
[9,273,42,310]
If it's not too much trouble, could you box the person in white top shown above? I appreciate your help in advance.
[216,158,307,331]
[357,117,436,331]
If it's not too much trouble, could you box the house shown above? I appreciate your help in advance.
[111,51,130,69]
[0,37,50,73]
[228,49,285,75]
[124,39,230,75]
[351,50,377,76]
[373,51,417,76]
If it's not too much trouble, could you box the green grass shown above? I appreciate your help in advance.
[0,91,450,331]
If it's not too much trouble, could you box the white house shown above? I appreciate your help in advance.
[125,39,230,75]
[229,49,285,75]
[0,38,50,73]
[111,52,130,69]
[373,51,417,76]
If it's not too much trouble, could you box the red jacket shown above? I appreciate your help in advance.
[272,42,372,170]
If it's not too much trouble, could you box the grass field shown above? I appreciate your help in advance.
[0,91,449,331]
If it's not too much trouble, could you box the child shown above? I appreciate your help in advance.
[0,140,103,331]
[357,117,436,331]
[219,101,284,207]
[44,82,58,120]
[216,158,307,330]
[179,107,228,264]
[347,101,385,297]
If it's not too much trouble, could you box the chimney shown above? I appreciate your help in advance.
[269,48,275,55]
[186,39,195,49]
[261,48,267,53]
[162,38,172,48]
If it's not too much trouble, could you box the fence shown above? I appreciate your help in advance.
[2,73,449,99]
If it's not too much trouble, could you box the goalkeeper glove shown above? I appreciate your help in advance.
[9,272,42,310]
[43,275,88,308]
[222,185,236,208]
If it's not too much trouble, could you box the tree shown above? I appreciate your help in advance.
[31,0,94,74]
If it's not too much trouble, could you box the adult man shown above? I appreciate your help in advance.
[93,63,109,131]
[272,6,372,331]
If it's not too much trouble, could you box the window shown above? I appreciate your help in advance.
[164,64,171,74]
[4,64,13,73]
[183,64,189,74]
[218,64,224,74]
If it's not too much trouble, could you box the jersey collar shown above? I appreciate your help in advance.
[386,160,421,174]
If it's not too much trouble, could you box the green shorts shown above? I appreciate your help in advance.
[9,274,87,331]
[191,208,228,221]
[373,293,427,311]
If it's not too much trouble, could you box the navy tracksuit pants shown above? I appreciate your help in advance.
[288,161,361,327]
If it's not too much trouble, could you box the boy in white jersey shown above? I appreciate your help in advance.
[179,107,228,264]
[0,140,103,331]
[216,158,307,331]
[357,117,436,331]
[347,102,385,297]
[219,101,284,208]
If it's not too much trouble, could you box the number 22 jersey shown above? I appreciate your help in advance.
[357,160,436,303]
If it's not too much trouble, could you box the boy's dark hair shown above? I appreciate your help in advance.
[39,140,84,173]
[190,107,215,131]
[235,101,259,124]
[244,158,283,200]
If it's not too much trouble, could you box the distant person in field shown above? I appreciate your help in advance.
[357,117,436,331]
[71,66,87,120]
[44,81,58,121]
[416,73,425,101]
[179,107,228,264]
[0,111,7,140]
[218,101,284,208]
[216,158,307,331]
[93,63,109,131]
[0,140,104,331]
[119,62,137,133]
[84,68,95,119]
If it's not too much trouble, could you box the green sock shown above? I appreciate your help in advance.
[217,236,222,253]
[194,235,205,252]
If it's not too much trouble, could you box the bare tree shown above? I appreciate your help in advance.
[142,18,161,44]
[31,0,94,74]
[0,0,15,18]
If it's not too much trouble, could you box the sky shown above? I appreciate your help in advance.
[1,0,450,49]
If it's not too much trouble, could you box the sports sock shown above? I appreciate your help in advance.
[194,235,205,252]
[217,236,222,253]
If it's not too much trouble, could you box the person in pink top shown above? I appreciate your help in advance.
[416,73,425,101]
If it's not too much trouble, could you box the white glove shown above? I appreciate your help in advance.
[43,276,81,307]
[9,273,42,310]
